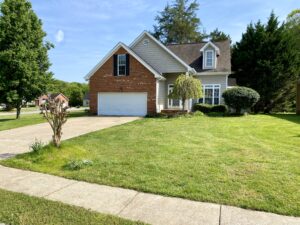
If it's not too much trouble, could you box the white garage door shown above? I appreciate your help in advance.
[98,92,147,116]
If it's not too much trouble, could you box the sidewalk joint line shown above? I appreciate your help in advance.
[43,181,78,197]
[117,192,140,216]
[219,205,222,225]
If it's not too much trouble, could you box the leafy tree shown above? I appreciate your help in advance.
[69,87,83,107]
[152,0,204,44]
[169,74,202,110]
[48,79,88,107]
[209,28,231,42]
[0,0,53,119]
[232,12,300,113]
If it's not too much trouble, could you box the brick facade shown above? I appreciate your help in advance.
[89,47,157,115]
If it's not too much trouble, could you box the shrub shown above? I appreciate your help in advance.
[193,104,212,113]
[193,111,205,117]
[30,139,44,153]
[64,159,93,171]
[222,87,260,114]
[211,105,227,113]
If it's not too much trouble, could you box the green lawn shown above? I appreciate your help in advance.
[0,110,88,131]
[2,114,300,216]
[0,189,145,225]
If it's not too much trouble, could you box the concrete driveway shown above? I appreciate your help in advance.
[0,116,139,159]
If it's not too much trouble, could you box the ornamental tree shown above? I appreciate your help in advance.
[222,87,260,115]
[43,99,68,148]
[0,0,53,119]
[169,74,202,110]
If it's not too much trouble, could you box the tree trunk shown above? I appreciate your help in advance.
[52,126,62,147]
[182,99,186,111]
[16,104,22,119]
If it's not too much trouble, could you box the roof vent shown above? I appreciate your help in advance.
[143,39,149,46]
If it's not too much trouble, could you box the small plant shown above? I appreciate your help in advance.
[30,139,44,153]
[193,111,205,117]
[64,159,93,171]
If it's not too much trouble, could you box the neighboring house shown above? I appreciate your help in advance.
[35,93,69,108]
[85,31,232,116]
[83,92,90,107]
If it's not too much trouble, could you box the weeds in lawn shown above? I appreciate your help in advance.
[64,159,93,170]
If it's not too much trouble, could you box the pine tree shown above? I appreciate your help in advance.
[209,28,231,42]
[152,0,204,44]
[232,12,300,113]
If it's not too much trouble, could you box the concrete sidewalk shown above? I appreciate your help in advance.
[0,116,139,159]
[0,165,299,225]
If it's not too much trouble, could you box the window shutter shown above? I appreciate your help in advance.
[125,54,130,76]
[113,54,118,76]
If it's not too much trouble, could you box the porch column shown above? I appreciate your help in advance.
[297,80,300,115]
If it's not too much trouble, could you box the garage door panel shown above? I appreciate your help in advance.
[98,92,147,116]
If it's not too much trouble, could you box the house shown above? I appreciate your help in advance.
[85,31,232,116]
[35,93,69,108]
[83,92,90,107]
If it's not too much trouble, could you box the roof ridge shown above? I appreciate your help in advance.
[166,39,230,46]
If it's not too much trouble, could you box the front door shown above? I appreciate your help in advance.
[168,84,182,108]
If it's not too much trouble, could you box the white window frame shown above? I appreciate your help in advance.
[204,50,214,69]
[117,54,126,76]
[203,49,217,69]
[168,84,182,108]
[199,84,221,105]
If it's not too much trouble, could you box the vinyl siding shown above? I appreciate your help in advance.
[131,37,187,74]
[194,74,228,104]
[157,80,166,112]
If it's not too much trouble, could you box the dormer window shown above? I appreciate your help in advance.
[200,41,220,70]
[205,50,214,68]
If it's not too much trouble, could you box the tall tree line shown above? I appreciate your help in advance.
[232,12,300,113]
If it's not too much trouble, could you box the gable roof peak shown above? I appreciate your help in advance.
[84,41,165,81]
[130,31,196,74]
[200,41,220,53]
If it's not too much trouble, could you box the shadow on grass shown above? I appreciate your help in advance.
[270,114,300,125]
[0,118,15,123]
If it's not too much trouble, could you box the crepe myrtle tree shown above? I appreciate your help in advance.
[169,74,202,110]
[42,99,68,148]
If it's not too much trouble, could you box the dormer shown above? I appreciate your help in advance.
[200,42,220,70]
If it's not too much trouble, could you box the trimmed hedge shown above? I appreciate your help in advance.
[193,104,212,113]
[193,104,227,114]
[222,87,260,114]
[211,105,227,113]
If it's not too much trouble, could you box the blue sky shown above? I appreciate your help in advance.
[28,0,298,83]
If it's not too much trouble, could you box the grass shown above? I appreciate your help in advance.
[0,110,88,131]
[0,106,39,113]
[1,114,300,216]
[0,188,145,225]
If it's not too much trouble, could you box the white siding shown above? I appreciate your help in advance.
[131,37,187,74]
[157,80,166,112]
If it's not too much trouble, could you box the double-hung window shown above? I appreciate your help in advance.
[117,54,126,76]
[199,84,220,105]
[205,50,214,68]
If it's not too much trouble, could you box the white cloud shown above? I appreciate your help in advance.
[55,30,64,43]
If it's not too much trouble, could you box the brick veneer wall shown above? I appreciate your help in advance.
[89,47,157,115]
